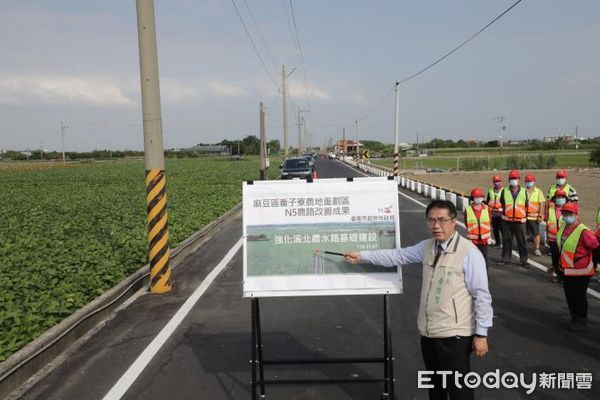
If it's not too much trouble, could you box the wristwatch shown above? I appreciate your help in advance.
[475,334,487,338]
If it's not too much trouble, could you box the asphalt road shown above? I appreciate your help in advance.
[20,157,600,400]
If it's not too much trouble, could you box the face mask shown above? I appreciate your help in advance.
[509,179,519,187]
[494,182,502,188]
[526,181,535,188]
[555,198,566,206]
[556,178,566,186]
[563,215,576,224]
[474,197,484,205]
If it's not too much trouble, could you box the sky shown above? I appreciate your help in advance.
[0,0,599,151]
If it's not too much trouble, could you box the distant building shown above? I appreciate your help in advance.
[543,134,582,143]
[543,135,559,143]
[191,144,230,153]
[335,139,360,154]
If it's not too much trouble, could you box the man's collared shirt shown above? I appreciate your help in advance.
[360,231,493,336]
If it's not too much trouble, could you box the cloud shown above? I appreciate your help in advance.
[0,75,136,107]
[349,93,367,104]
[288,82,331,101]
[159,79,200,104]
[206,81,247,98]
[157,78,248,105]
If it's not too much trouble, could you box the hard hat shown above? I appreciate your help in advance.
[508,170,520,179]
[561,202,579,215]
[492,175,502,182]
[554,189,567,198]
[556,169,568,178]
[471,188,484,198]
[525,174,535,182]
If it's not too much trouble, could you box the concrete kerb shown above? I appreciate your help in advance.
[344,162,471,212]
[341,160,600,301]
[0,202,243,400]
[430,186,437,200]
[423,184,430,197]
[447,192,457,206]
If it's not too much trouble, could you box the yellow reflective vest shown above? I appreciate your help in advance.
[557,223,594,276]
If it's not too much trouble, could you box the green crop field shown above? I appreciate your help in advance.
[372,151,592,170]
[0,157,278,361]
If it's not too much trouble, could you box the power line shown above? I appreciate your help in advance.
[398,0,525,84]
[356,0,525,124]
[230,0,279,90]
[241,0,278,70]
[357,83,396,122]
[282,0,298,55]
[289,0,311,108]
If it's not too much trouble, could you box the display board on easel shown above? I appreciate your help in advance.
[243,177,402,298]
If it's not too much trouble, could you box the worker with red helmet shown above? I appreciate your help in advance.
[556,202,599,331]
[524,173,546,256]
[465,188,492,269]
[545,189,568,284]
[486,175,504,248]
[499,170,529,267]
[547,169,578,202]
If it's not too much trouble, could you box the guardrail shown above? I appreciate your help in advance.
[0,203,243,400]
[343,158,470,211]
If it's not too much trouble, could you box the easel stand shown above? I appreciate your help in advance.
[251,294,395,399]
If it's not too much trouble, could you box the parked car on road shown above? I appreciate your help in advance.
[302,153,315,168]
[280,157,313,179]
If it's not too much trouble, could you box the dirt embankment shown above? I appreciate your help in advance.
[406,169,600,226]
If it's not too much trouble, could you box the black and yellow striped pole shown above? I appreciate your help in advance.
[146,169,171,292]
[393,152,399,176]
[136,0,171,293]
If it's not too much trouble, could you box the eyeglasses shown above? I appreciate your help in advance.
[426,217,455,226]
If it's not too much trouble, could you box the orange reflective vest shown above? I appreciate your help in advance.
[487,188,503,213]
[548,183,572,200]
[546,203,563,242]
[526,187,544,220]
[466,205,491,242]
[501,188,527,223]
[557,223,595,276]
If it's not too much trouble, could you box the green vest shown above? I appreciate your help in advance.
[557,223,587,252]
[557,223,593,274]
[501,187,527,222]
[466,206,491,241]
[548,183,572,199]
[487,188,502,211]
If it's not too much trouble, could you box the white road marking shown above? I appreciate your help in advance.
[337,160,600,300]
[102,237,244,400]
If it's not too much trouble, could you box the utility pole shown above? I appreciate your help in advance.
[575,126,579,151]
[259,102,267,180]
[416,131,419,156]
[496,115,506,154]
[297,106,302,155]
[296,106,310,155]
[282,64,289,159]
[355,120,360,160]
[136,0,171,294]
[393,81,400,176]
[342,126,346,156]
[61,121,68,163]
